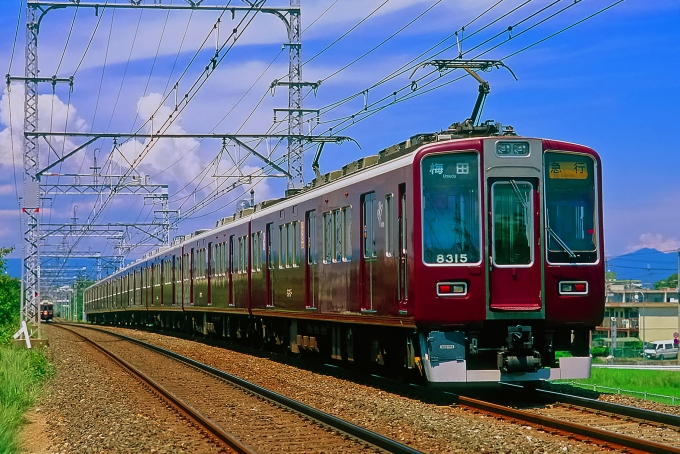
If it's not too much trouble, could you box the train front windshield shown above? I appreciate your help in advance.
[544,151,598,263]
[421,152,481,264]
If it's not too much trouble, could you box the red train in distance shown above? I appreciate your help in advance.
[40,302,54,322]
[85,122,604,385]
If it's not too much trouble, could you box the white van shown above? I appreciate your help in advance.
[643,340,679,360]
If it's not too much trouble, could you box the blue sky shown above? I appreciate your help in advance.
[0,0,678,276]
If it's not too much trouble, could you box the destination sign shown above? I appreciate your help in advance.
[548,161,588,179]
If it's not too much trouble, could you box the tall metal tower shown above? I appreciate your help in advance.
[20,4,42,340]
[286,0,303,188]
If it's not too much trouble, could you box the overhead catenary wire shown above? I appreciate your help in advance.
[57,3,267,272]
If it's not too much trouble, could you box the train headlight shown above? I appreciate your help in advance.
[437,282,468,297]
[559,281,588,295]
[496,141,530,156]
[496,143,512,155]
[512,142,529,155]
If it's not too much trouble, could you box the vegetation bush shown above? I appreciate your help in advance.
[0,247,53,453]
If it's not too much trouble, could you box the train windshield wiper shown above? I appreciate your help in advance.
[545,223,576,258]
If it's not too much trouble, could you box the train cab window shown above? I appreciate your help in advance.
[492,181,533,266]
[421,152,481,265]
[544,151,598,264]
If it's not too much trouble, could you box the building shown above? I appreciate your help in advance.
[594,279,680,346]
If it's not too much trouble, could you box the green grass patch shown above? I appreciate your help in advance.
[0,330,54,454]
[550,367,680,405]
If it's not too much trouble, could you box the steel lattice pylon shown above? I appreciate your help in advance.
[20,4,41,341]
[287,0,303,188]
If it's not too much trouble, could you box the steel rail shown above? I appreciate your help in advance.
[64,323,422,454]
[53,324,254,454]
[521,385,680,428]
[448,393,680,454]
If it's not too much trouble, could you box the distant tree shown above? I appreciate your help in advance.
[654,273,678,290]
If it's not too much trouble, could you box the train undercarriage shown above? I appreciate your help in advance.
[88,310,593,384]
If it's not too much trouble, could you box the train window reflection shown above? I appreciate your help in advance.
[544,152,597,264]
[421,152,480,265]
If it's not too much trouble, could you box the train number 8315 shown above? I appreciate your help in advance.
[436,253,468,264]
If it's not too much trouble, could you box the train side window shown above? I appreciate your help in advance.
[229,235,235,274]
[323,212,332,263]
[292,222,299,267]
[333,210,342,263]
[385,194,393,257]
[267,223,274,269]
[307,211,317,265]
[279,225,286,268]
[287,223,294,267]
[343,206,352,261]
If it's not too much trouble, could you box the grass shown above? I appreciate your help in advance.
[550,367,680,405]
[0,326,54,454]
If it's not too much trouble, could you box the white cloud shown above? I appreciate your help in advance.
[117,92,206,189]
[0,85,88,176]
[627,233,680,253]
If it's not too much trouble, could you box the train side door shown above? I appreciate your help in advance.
[360,192,377,312]
[305,211,318,309]
[488,179,541,311]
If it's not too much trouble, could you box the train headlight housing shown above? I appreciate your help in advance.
[496,141,530,157]
[437,282,468,297]
[559,281,588,295]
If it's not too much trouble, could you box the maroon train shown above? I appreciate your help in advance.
[85,125,604,384]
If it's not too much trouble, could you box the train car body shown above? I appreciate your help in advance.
[40,302,54,322]
[85,130,604,384]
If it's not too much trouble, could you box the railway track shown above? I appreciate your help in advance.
[443,390,680,454]
[54,323,420,454]
[66,323,680,453]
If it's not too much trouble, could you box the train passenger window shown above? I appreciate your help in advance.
[279,225,286,268]
[251,232,263,271]
[385,195,393,257]
[229,235,235,274]
[544,151,597,264]
[492,181,533,266]
[287,223,294,267]
[267,223,274,269]
[292,222,299,267]
[334,210,343,262]
[421,152,480,265]
[323,213,332,263]
[343,206,352,261]
[306,212,317,265]
[238,237,246,273]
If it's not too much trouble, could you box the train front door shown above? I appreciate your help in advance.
[305,211,318,309]
[488,179,541,311]
[361,192,377,313]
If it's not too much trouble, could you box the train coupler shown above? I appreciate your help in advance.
[497,325,542,373]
